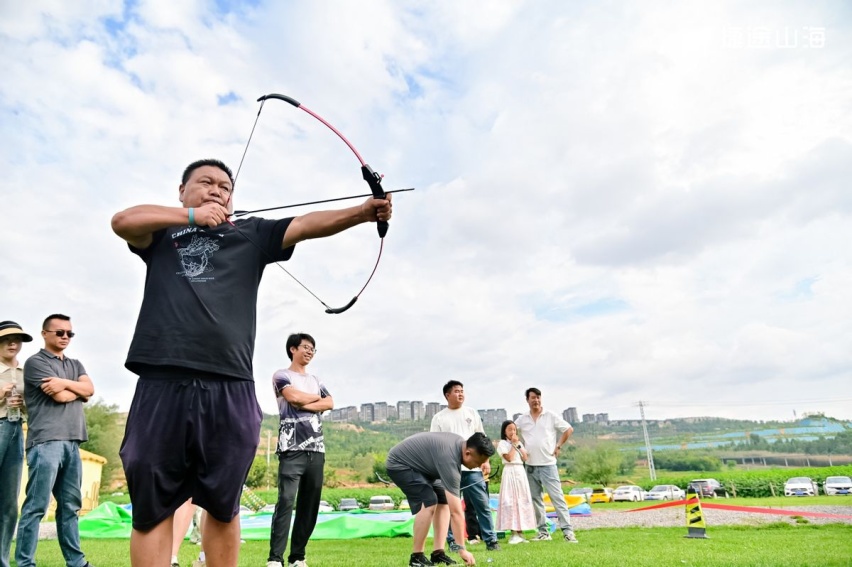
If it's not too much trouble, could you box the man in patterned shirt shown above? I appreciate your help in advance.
[267,333,333,567]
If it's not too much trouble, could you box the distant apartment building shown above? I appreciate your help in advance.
[397,401,411,421]
[478,408,508,427]
[425,402,442,420]
[582,413,596,423]
[332,405,358,422]
[360,403,374,423]
[387,405,398,420]
[374,402,389,422]
[564,407,579,423]
[411,401,425,421]
[596,413,609,423]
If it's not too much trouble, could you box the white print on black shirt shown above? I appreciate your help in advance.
[176,235,220,279]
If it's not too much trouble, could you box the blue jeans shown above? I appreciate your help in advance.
[448,470,496,544]
[0,419,24,567]
[526,464,574,535]
[15,441,86,567]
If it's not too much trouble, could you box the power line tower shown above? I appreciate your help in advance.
[637,400,656,480]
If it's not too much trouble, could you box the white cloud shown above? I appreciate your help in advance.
[1,0,850,424]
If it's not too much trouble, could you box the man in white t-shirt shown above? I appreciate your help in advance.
[430,380,500,552]
[515,387,578,543]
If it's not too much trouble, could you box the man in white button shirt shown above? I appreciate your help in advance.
[515,387,578,543]
[430,380,500,552]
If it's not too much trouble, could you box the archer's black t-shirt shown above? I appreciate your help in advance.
[125,217,293,380]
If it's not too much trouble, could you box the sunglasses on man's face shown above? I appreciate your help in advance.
[45,330,75,338]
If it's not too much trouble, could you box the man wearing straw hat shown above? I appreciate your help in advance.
[0,321,32,567]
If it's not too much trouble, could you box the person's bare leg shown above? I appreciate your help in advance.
[200,514,241,567]
[131,518,174,567]
[412,505,436,553]
[171,500,195,560]
[432,504,450,550]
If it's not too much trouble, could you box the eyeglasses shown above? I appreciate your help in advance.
[45,330,75,338]
[299,344,316,354]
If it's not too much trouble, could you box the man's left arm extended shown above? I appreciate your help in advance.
[281,196,392,249]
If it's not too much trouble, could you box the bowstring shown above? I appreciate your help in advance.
[225,97,383,312]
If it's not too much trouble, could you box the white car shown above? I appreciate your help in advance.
[612,485,645,502]
[823,476,852,496]
[784,476,819,497]
[645,485,686,501]
[368,495,395,511]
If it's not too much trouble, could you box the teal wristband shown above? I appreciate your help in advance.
[188,208,196,226]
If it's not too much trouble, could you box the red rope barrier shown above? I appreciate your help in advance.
[623,499,852,519]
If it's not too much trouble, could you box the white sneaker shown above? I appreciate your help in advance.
[289,561,308,567]
[267,562,283,567]
[531,532,552,541]
[508,534,526,545]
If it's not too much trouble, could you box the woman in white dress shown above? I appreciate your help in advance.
[495,420,537,544]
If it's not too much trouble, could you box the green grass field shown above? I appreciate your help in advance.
[12,524,852,567]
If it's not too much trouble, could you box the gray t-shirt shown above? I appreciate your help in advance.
[386,432,465,496]
[23,349,88,449]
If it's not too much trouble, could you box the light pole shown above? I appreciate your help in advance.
[637,401,656,481]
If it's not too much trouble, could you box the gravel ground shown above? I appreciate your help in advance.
[570,505,852,530]
[35,505,852,539]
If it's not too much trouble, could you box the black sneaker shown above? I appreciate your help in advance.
[430,550,458,565]
[486,541,501,551]
[448,542,463,553]
[409,553,434,567]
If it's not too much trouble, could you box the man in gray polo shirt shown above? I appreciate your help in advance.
[387,432,495,567]
[15,314,95,567]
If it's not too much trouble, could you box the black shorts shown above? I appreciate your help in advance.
[387,467,447,515]
[119,373,262,530]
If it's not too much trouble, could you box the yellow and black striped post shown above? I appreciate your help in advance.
[684,487,709,539]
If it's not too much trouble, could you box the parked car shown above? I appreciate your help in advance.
[645,485,686,501]
[588,487,614,504]
[784,477,819,497]
[368,495,395,511]
[568,487,593,503]
[338,498,361,511]
[612,485,645,502]
[398,498,410,510]
[687,478,728,498]
[318,500,334,513]
[823,476,852,496]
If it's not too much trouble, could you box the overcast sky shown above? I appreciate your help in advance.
[2,1,851,424]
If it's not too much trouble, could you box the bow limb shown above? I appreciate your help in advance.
[257,93,389,237]
[228,93,396,314]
